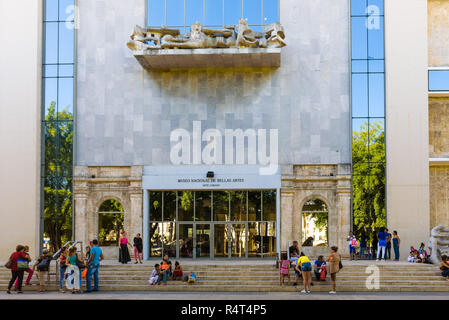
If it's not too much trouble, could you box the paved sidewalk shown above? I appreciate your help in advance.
[1,291,449,300]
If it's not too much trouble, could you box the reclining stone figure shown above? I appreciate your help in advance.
[126,19,286,51]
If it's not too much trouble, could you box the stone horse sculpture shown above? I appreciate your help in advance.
[126,19,286,51]
[427,225,449,264]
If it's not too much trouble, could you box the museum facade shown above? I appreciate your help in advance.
[1,0,447,261]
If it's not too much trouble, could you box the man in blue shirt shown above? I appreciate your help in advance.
[313,256,327,281]
[86,239,104,292]
[377,227,388,261]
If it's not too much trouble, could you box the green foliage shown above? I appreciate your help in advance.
[43,102,73,252]
[352,120,386,242]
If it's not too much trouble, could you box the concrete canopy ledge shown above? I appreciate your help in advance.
[133,48,281,70]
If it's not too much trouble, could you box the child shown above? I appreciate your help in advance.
[159,260,171,285]
[278,253,290,286]
[173,261,183,280]
[148,264,160,285]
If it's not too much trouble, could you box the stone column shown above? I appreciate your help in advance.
[130,191,143,237]
[280,190,295,251]
[336,177,351,257]
[74,192,89,249]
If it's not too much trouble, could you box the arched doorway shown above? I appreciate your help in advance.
[301,199,329,247]
[97,199,124,246]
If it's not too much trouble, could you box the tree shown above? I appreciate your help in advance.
[352,120,386,243]
[43,101,73,252]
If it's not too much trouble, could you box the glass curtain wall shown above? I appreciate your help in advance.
[42,0,75,252]
[147,0,279,33]
[148,190,276,258]
[351,0,386,247]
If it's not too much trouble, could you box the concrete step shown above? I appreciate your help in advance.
[2,284,449,293]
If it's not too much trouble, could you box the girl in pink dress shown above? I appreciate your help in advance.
[278,252,291,286]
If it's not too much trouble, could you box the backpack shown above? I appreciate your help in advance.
[36,257,50,271]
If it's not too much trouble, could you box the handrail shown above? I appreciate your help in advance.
[52,241,72,259]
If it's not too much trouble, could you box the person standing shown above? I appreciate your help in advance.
[392,231,401,261]
[6,245,30,294]
[347,231,357,261]
[359,232,367,259]
[33,249,52,293]
[58,247,68,293]
[385,228,392,260]
[133,233,143,264]
[371,230,378,260]
[289,241,300,267]
[66,247,83,293]
[13,245,33,290]
[119,231,131,264]
[377,227,388,261]
[86,239,104,293]
[326,246,341,294]
[296,252,312,294]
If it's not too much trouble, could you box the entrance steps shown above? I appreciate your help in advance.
[1,260,448,292]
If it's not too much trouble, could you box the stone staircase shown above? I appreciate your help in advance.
[1,262,448,292]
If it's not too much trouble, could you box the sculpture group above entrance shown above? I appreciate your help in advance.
[127,18,286,52]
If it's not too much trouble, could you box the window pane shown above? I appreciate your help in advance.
[367,16,384,59]
[163,191,176,221]
[213,191,229,221]
[45,0,59,21]
[178,191,194,221]
[44,64,58,78]
[224,0,242,25]
[351,0,367,16]
[179,224,193,257]
[352,60,367,73]
[352,118,369,162]
[262,190,276,221]
[368,119,385,162]
[59,0,75,21]
[351,17,367,59]
[230,191,246,221]
[162,222,176,257]
[58,22,74,63]
[186,0,204,26]
[195,191,211,221]
[150,191,162,220]
[148,0,165,26]
[167,0,184,27]
[149,222,162,257]
[44,78,58,117]
[368,60,384,72]
[205,0,223,26]
[262,222,276,257]
[230,224,246,257]
[352,74,368,117]
[57,121,74,163]
[248,222,262,257]
[263,0,279,24]
[44,22,58,64]
[368,73,385,117]
[59,64,74,77]
[429,70,449,91]
[243,0,261,25]
[58,77,73,115]
[368,0,384,15]
[248,191,262,221]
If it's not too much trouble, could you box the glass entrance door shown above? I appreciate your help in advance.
[195,224,211,258]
